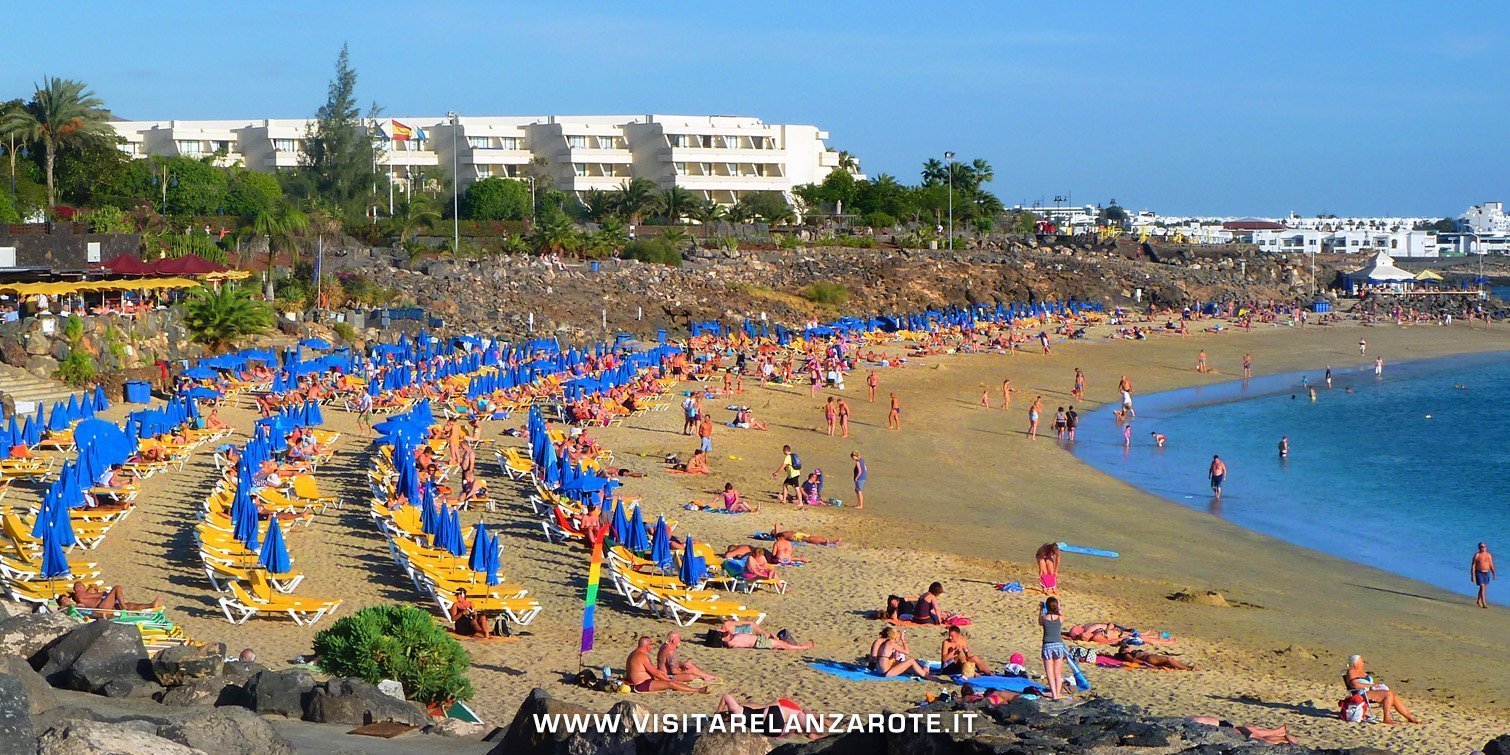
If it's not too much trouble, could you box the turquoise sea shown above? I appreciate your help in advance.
[1072,352,1509,594]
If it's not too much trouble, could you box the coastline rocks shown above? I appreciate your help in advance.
[155,706,296,755]
[150,644,225,687]
[492,688,645,755]
[1484,733,1510,755]
[0,671,36,746]
[244,668,316,718]
[36,718,204,755]
[0,612,79,659]
[33,620,149,693]
[3,654,60,714]
[302,677,427,727]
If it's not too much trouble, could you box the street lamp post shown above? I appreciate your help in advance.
[448,111,460,253]
[944,151,955,250]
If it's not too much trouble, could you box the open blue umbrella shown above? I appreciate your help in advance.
[258,517,290,574]
[626,504,649,552]
[679,537,706,587]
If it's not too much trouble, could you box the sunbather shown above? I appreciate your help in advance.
[627,636,706,692]
[721,483,753,513]
[717,621,813,650]
[771,524,839,546]
[742,549,777,581]
[868,626,928,677]
[714,694,819,738]
[657,631,718,683]
[59,581,161,611]
[1189,717,1298,745]
[1345,654,1420,724]
[1112,647,1194,670]
[1066,622,1176,646]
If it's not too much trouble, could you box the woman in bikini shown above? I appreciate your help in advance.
[868,626,929,677]
[824,398,837,436]
[1028,397,1043,439]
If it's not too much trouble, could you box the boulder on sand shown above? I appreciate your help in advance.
[33,620,149,693]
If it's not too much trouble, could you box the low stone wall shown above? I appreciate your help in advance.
[0,310,189,379]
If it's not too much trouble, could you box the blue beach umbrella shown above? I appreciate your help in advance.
[258,517,290,574]
[431,504,453,551]
[445,507,468,558]
[420,484,439,537]
[467,524,490,574]
[609,499,630,545]
[484,532,501,586]
[241,492,262,553]
[679,537,706,587]
[94,385,108,413]
[40,517,71,579]
[626,504,648,552]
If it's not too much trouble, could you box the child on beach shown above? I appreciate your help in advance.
[1150,431,1166,448]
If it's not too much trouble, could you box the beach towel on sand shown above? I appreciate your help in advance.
[807,660,926,682]
[922,663,1048,694]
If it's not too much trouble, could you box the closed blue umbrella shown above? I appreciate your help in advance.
[420,484,439,537]
[40,512,71,579]
[94,385,108,413]
[608,499,629,545]
[66,394,81,423]
[5,415,18,449]
[484,532,501,586]
[467,523,490,574]
[241,488,262,553]
[305,401,324,426]
[258,517,290,574]
[431,504,453,551]
[679,537,706,587]
[445,507,468,558]
[626,504,649,552]
[47,402,67,432]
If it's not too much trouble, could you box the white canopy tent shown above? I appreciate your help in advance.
[1350,252,1416,283]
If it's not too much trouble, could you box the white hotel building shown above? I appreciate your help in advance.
[108,115,851,207]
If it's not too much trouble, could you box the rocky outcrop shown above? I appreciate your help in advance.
[33,620,149,694]
[301,677,428,727]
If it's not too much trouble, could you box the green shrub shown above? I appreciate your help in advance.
[862,211,896,230]
[62,314,84,346]
[622,237,682,266]
[87,205,134,234]
[800,280,850,306]
[55,349,96,386]
[776,234,800,250]
[313,604,473,704]
[331,322,356,343]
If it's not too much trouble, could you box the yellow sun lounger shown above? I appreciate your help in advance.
[218,581,340,627]
[201,557,305,594]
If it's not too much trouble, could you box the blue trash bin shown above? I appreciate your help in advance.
[590,261,601,273]
[1312,301,1331,314]
[123,380,151,404]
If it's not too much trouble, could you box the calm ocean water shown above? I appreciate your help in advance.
[1073,352,1510,594]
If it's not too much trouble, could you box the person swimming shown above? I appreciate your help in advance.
[1278,436,1289,458]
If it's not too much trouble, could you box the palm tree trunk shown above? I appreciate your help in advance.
[44,141,56,209]
[265,246,276,301]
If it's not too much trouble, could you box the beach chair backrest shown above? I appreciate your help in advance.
[292,476,321,499]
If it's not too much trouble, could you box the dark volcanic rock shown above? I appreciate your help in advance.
[33,620,149,693]
[302,677,426,727]
[244,668,315,718]
[0,671,35,748]
[151,644,225,687]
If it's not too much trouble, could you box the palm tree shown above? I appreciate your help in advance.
[687,198,726,238]
[499,233,530,255]
[252,203,309,299]
[578,188,616,222]
[3,77,111,208]
[395,195,440,243]
[921,158,947,186]
[530,210,578,255]
[180,284,274,353]
[659,185,695,223]
[614,178,662,224]
[837,150,859,173]
[0,99,28,201]
[597,215,628,251]
[970,158,994,186]
[661,228,690,249]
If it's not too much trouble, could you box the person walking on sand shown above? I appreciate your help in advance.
[1472,543,1496,608]
[1071,368,1085,399]
[980,382,990,409]
[1196,350,1208,374]
[1039,597,1071,700]
[1359,338,1367,356]
[1027,396,1042,439]
[836,397,851,437]
[851,451,867,509]
[1118,374,1132,395]
[697,413,714,454]
[1065,405,1078,442]
[1208,455,1227,498]
[867,370,879,403]
[1038,331,1051,355]
[887,393,901,430]
[1002,378,1014,410]
[824,397,837,436]
[1242,353,1252,379]
[771,445,800,504]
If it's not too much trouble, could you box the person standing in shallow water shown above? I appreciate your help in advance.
[1208,455,1227,498]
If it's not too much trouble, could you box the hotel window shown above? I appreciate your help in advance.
[468,137,489,148]
[476,166,492,178]
[573,163,587,177]
[568,136,588,149]
[674,163,686,176]
[498,137,520,150]
[722,136,738,149]
[211,140,231,153]
[274,139,298,152]
[176,140,203,154]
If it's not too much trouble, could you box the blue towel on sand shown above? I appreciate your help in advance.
[807,660,925,682]
[922,662,1047,694]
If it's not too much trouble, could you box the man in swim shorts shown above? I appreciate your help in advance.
[1208,455,1226,498]
[626,635,706,692]
[771,445,799,504]
[1472,542,1496,608]
[851,451,867,509]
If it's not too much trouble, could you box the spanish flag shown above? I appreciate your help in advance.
[390,120,415,142]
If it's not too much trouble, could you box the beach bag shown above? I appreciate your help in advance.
[789,452,802,470]
[1339,692,1367,722]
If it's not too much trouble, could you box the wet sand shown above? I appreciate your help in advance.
[60,318,1510,753]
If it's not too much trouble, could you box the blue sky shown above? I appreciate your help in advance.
[4,1,1505,216]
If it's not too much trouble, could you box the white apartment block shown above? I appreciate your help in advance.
[1250,228,1437,257]
[1459,201,1510,235]
[107,114,851,207]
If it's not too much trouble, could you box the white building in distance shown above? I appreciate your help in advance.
[107,114,852,207]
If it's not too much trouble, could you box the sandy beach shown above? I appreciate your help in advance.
[57,318,1510,754]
